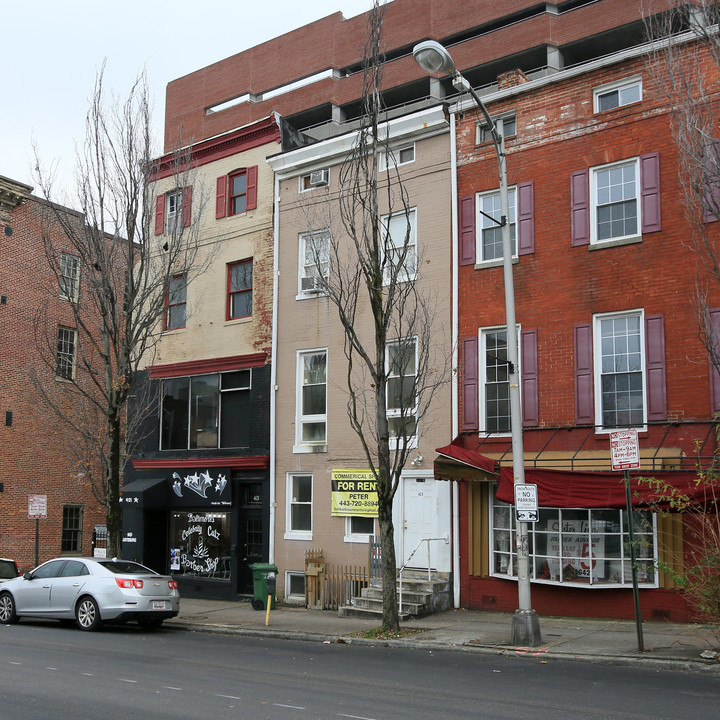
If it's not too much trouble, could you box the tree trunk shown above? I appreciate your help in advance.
[106,408,122,558]
[378,496,399,631]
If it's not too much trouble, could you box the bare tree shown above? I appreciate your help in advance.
[644,1,720,368]
[304,1,449,631]
[32,65,209,557]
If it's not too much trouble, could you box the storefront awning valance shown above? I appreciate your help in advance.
[435,439,716,510]
[120,477,168,508]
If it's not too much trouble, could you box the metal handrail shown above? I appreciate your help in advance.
[398,535,449,614]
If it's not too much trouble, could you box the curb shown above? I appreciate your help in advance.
[167,621,720,674]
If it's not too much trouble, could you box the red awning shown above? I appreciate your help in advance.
[435,439,717,510]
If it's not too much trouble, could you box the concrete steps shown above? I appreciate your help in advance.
[338,571,452,620]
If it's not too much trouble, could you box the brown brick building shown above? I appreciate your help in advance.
[0,177,106,571]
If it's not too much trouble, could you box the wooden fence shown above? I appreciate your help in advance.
[305,548,369,610]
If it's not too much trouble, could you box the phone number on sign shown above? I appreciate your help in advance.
[337,500,376,507]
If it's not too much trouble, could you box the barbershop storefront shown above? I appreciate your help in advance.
[121,462,269,600]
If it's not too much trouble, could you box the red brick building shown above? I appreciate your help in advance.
[443,28,720,621]
[0,177,106,571]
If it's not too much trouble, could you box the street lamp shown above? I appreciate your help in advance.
[414,40,541,646]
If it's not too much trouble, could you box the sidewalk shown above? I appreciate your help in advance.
[166,598,720,673]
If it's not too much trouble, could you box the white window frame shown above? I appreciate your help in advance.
[59,252,80,302]
[594,77,642,113]
[386,337,418,450]
[56,326,77,381]
[344,516,376,543]
[590,157,641,245]
[166,190,183,234]
[294,349,328,452]
[285,473,313,541]
[379,143,416,172]
[476,113,516,145]
[299,168,330,192]
[593,309,646,433]
[298,229,330,296]
[285,570,307,603]
[475,186,517,264]
[381,207,417,283]
[490,497,658,588]
[478,325,521,435]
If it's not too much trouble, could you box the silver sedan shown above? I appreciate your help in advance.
[0,557,179,631]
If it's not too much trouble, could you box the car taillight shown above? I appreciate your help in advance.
[116,578,144,589]
[168,580,178,590]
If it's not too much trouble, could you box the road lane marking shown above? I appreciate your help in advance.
[216,694,242,700]
[274,704,305,710]
[118,678,138,684]
[339,715,378,720]
[163,686,182,691]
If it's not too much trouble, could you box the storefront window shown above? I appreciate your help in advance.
[491,496,657,587]
[169,511,231,580]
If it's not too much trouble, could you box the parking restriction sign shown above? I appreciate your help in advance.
[514,483,539,522]
[610,429,640,472]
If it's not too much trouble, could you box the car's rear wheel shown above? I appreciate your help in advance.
[0,592,18,624]
[76,596,102,631]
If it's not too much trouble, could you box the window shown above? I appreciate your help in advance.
[387,338,417,445]
[169,511,231,579]
[595,311,645,430]
[296,350,327,449]
[382,208,417,282]
[216,167,258,218]
[154,187,191,235]
[227,259,253,319]
[491,496,656,587]
[379,144,415,172]
[477,114,516,144]
[345,516,375,542]
[166,190,183,234]
[594,78,641,113]
[61,505,83,553]
[286,474,312,539]
[299,230,330,294]
[56,326,77,380]
[161,370,252,450]
[59,253,80,301]
[300,168,329,191]
[592,159,639,243]
[480,327,512,434]
[286,571,307,600]
[165,275,186,330]
[476,187,517,262]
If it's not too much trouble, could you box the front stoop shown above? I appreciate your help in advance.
[338,571,452,620]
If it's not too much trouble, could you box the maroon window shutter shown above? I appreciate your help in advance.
[640,152,661,233]
[181,186,192,227]
[154,194,165,235]
[571,169,590,246]
[216,176,227,218]
[461,336,479,431]
[458,195,476,266]
[574,322,594,424]
[246,166,258,211]
[709,308,720,414]
[517,181,535,256]
[521,329,538,426]
[645,314,667,421]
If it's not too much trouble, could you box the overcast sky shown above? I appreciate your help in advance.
[3,0,373,199]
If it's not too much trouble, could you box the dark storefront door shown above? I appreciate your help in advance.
[238,511,263,593]
[144,509,169,574]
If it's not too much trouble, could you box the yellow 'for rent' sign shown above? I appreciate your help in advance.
[331,469,378,517]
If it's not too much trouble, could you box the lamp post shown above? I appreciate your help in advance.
[413,40,541,646]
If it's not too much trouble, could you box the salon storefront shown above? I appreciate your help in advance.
[121,458,269,600]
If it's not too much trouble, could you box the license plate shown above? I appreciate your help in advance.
[153,601,166,610]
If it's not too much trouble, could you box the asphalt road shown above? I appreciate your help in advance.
[1,620,718,720]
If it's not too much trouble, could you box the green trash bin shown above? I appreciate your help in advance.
[250,562,277,610]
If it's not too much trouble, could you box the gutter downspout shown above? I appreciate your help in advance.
[449,110,460,609]
[269,171,280,566]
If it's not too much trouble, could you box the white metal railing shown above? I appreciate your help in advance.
[398,535,449,613]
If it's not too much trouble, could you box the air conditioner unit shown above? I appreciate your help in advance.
[301,276,323,293]
[309,169,329,187]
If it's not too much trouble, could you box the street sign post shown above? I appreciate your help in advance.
[514,483,539,522]
[28,494,47,568]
